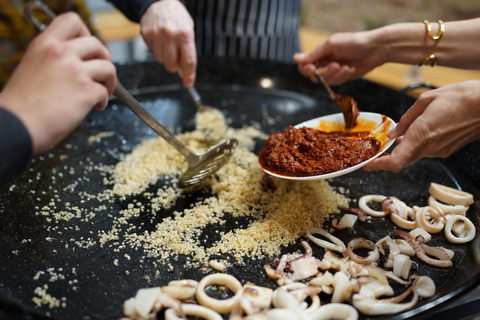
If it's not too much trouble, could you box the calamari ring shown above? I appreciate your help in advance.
[164,304,223,320]
[444,215,476,244]
[308,303,359,320]
[162,279,198,300]
[429,182,474,206]
[195,274,242,314]
[346,238,380,264]
[305,294,321,314]
[409,228,432,243]
[390,211,417,230]
[307,227,347,253]
[359,195,388,217]
[415,206,445,234]
[427,196,468,216]
[413,276,436,298]
[242,284,273,310]
[382,197,414,219]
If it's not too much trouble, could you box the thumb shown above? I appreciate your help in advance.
[293,50,320,64]
[294,41,331,64]
[388,96,433,139]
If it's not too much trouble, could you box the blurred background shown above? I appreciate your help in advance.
[300,0,480,32]
[84,0,480,97]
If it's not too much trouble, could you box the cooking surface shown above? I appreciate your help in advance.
[0,58,479,320]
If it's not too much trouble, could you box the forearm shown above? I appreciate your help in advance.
[371,18,480,69]
[0,108,33,186]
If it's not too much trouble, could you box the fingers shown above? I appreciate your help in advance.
[297,62,317,81]
[64,37,115,111]
[364,132,423,172]
[68,36,112,61]
[294,41,331,64]
[140,0,196,85]
[43,12,91,40]
[363,147,413,173]
[178,40,197,87]
[85,59,117,95]
[294,41,331,80]
[148,31,197,87]
[159,26,180,72]
[317,64,356,85]
[388,92,435,139]
[75,56,117,112]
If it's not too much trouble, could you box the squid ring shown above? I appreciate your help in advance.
[359,195,388,217]
[390,211,417,230]
[346,238,380,264]
[162,279,198,300]
[305,294,321,314]
[307,303,359,320]
[429,182,474,206]
[413,276,436,298]
[427,196,468,216]
[444,215,476,244]
[195,274,242,314]
[306,227,347,253]
[415,206,445,234]
[164,304,223,320]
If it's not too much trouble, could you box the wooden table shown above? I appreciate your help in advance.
[93,10,140,42]
[93,10,480,97]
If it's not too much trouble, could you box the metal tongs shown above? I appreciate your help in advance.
[24,1,237,187]
[315,70,359,130]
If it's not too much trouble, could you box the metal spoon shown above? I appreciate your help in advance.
[315,70,359,130]
[177,71,227,141]
[24,0,237,188]
[187,85,228,140]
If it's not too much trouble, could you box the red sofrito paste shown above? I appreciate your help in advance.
[259,126,381,177]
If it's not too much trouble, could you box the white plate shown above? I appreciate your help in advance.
[260,112,396,181]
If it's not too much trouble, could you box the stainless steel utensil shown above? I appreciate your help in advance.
[179,73,227,141]
[24,0,237,187]
[186,85,207,112]
[315,70,359,130]
[113,83,237,187]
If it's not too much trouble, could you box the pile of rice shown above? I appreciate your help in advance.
[103,110,349,267]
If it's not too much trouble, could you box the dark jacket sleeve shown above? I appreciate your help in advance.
[0,108,33,186]
[106,0,186,23]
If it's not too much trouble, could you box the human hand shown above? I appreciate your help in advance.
[293,30,387,85]
[140,0,196,87]
[364,81,480,172]
[0,12,116,154]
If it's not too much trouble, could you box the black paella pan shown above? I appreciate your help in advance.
[0,57,479,320]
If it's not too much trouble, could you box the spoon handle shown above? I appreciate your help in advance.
[315,71,336,100]
[113,81,194,159]
[186,85,206,111]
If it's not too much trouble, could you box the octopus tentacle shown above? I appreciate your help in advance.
[394,231,452,267]
[340,207,367,222]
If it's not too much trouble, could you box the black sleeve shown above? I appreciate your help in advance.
[0,108,33,186]
[106,0,187,23]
